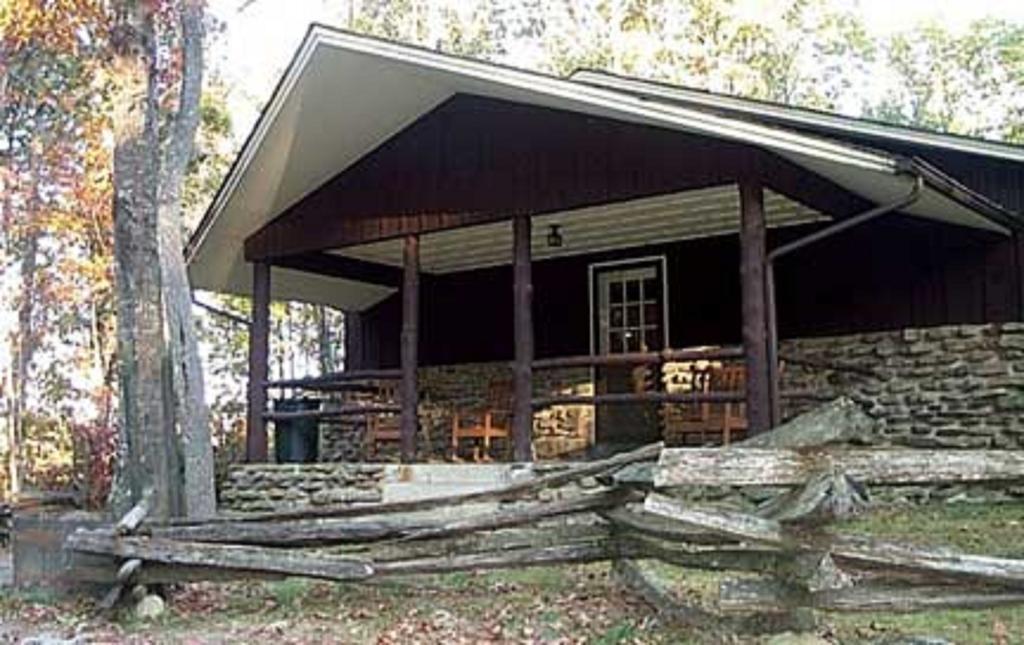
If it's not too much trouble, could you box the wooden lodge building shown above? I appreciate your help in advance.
[187,26,1024,467]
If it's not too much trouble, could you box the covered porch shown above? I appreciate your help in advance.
[186,28,1017,465]
[254,177,820,464]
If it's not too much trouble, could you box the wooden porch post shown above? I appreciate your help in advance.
[246,261,271,462]
[400,234,420,462]
[512,214,534,461]
[1014,232,1024,320]
[739,178,772,435]
[344,311,364,371]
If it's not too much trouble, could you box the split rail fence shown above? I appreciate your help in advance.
[65,433,1024,632]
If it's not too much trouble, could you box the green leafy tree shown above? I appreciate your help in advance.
[867,19,1024,142]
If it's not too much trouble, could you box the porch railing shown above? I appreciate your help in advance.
[531,345,745,409]
[262,370,401,422]
[256,345,747,456]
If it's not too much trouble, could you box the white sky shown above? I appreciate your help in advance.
[207,0,1024,140]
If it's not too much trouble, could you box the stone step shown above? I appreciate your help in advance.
[380,482,503,503]
[380,463,536,486]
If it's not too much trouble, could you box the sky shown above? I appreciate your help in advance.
[206,0,1024,140]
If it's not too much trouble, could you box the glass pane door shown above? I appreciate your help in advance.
[597,265,663,355]
[590,258,667,455]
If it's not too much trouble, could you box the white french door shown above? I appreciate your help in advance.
[588,257,669,451]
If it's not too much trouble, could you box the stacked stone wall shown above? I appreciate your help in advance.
[779,322,1024,450]
[219,464,384,512]
[313,322,1024,461]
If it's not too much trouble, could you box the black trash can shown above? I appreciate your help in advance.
[273,398,321,463]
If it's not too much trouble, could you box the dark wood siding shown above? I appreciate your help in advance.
[245,95,865,260]
[357,215,1016,368]
[775,216,1019,338]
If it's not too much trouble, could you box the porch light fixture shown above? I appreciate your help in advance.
[547,224,563,248]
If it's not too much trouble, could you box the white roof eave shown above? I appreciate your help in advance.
[570,70,1024,165]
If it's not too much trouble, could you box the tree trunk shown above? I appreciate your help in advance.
[109,6,179,520]
[9,225,38,498]
[156,0,215,519]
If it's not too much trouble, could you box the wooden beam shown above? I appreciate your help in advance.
[644,492,1024,587]
[157,489,633,547]
[115,487,154,535]
[263,405,400,422]
[533,391,744,408]
[811,583,1024,613]
[397,488,636,543]
[344,310,364,371]
[273,252,403,287]
[611,559,723,630]
[266,369,400,389]
[67,531,373,582]
[739,178,772,434]
[533,346,744,370]
[339,524,612,563]
[246,261,271,462]
[400,234,419,462]
[512,213,534,461]
[653,448,1024,488]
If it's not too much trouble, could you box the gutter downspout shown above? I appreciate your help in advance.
[765,173,924,426]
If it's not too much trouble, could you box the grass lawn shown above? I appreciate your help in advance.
[647,500,1024,644]
[0,502,1021,643]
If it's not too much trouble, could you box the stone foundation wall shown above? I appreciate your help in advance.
[237,322,1024,510]
[779,322,1024,449]
[219,464,384,512]
[319,417,364,462]
[314,321,1024,461]
[218,462,598,513]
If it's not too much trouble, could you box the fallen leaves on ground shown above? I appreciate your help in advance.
[0,565,678,644]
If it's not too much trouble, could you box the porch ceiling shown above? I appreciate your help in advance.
[332,184,827,274]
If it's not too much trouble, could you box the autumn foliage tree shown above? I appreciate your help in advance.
[1,0,116,502]
[1,0,216,518]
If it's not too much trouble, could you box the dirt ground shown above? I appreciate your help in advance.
[1,503,1022,644]
[1,566,681,644]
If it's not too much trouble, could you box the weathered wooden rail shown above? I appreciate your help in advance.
[61,399,1024,633]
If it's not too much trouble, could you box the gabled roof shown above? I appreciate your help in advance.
[187,25,1021,309]
[570,69,1024,165]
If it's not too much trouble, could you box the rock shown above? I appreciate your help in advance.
[741,397,875,448]
[765,633,830,645]
[134,594,165,621]
[129,583,147,603]
[870,637,952,645]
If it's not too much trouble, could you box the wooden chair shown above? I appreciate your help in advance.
[660,368,713,446]
[364,382,401,458]
[706,364,748,445]
[451,379,512,461]
[661,364,747,446]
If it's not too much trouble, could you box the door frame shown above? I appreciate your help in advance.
[587,255,671,357]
